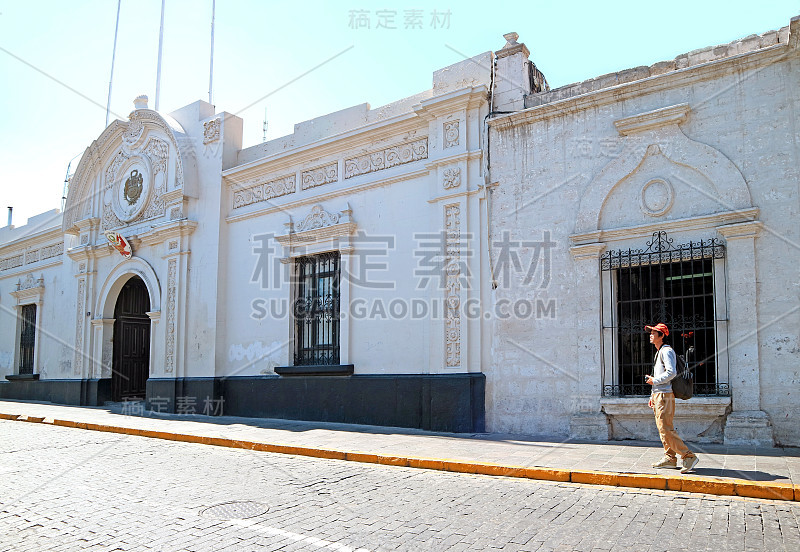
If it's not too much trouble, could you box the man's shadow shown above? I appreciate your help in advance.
[690,467,784,482]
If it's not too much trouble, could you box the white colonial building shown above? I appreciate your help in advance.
[1,16,798,445]
[487,18,800,447]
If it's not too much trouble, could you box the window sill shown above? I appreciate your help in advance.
[601,396,731,418]
[274,364,354,376]
[5,374,40,381]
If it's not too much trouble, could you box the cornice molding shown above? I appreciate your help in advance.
[225,112,424,180]
[490,44,790,131]
[716,220,763,240]
[275,222,358,247]
[412,85,488,120]
[424,149,483,170]
[67,244,102,262]
[570,208,760,245]
[569,243,607,260]
[427,188,481,204]
[614,104,690,136]
[136,219,198,247]
[225,86,487,183]
[0,225,64,253]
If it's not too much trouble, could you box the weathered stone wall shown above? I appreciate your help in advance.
[488,20,800,445]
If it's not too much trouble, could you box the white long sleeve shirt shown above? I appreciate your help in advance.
[651,344,677,394]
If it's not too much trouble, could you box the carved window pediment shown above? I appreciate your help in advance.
[275,204,357,259]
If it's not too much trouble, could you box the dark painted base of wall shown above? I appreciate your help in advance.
[0,378,112,406]
[146,374,485,433]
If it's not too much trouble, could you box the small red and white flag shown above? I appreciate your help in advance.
[105,231,132,259]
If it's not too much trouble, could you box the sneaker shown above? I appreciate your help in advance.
[680,455,699,473]
[651,456,678,469]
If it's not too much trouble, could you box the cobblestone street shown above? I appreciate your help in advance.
[2,420,799,551]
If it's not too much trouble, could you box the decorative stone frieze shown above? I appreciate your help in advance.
[74,278,86,376]
[203,118,221,144]
[0,242,63,272]
[41,242,64,260]
[0,254,24,271]
[444,203,462,368]
[232,174,296,209]
[443,167,461,189]
[344,138,428,179]
[165,258,177,373]
[443,120,460,148]
[301,162,338,190]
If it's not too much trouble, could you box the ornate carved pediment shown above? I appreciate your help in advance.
[63,100,189,235]
[296,205,340,232]
[275,204,357,257]
[17,273,43,291]
[575,104,753,235]
[10,273,44,305]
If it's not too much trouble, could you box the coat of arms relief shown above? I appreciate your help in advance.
[124,169,144,205]
[102,136,170,231]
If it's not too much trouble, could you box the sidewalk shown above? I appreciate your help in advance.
[1,399,798,502]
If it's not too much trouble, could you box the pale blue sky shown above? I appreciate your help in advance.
[1,0,797,227]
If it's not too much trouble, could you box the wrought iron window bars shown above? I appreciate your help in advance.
[601,231,729,397]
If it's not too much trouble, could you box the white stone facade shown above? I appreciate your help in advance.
[1,16,798,444]
[487,17,800,446]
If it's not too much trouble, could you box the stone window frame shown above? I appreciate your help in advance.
[274,204,356,375]
[8,276,45,380]
[598,231,731,398]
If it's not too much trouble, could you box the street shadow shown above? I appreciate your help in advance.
[3,398,798,463]
[690,467,783,482]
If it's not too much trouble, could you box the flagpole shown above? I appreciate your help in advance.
[209,0,215,105]
[105,0,122,127]
[155,0,166,111]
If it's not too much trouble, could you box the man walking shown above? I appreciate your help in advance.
[644,323,699,474]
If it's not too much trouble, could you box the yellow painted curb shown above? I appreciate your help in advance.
[678,476,736,496]
[2,411,796,501]
[734,480,795,501]
[617,473,668,490]
[523,467,571,482]
[571,470,620,487]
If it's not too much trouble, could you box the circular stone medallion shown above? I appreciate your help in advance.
[112,161,151,222]
[640,178,674,217]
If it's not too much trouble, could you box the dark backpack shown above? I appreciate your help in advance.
[671,346,694,400]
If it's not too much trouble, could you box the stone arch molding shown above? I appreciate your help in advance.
[63,103,194,235]
[95,256,161,319]
[574,104,753,235]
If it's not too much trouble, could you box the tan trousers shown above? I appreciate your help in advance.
[652,392,695,459]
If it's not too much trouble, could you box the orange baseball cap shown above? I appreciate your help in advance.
[645,323,669,336]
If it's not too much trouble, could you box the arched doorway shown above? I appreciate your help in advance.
[112,276,151,401]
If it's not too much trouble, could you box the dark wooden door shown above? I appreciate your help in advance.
[112,277,151,401]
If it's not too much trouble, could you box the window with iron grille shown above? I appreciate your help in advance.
[294,252,340,366]
[601,231,729,397]
[18,304,36,375]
